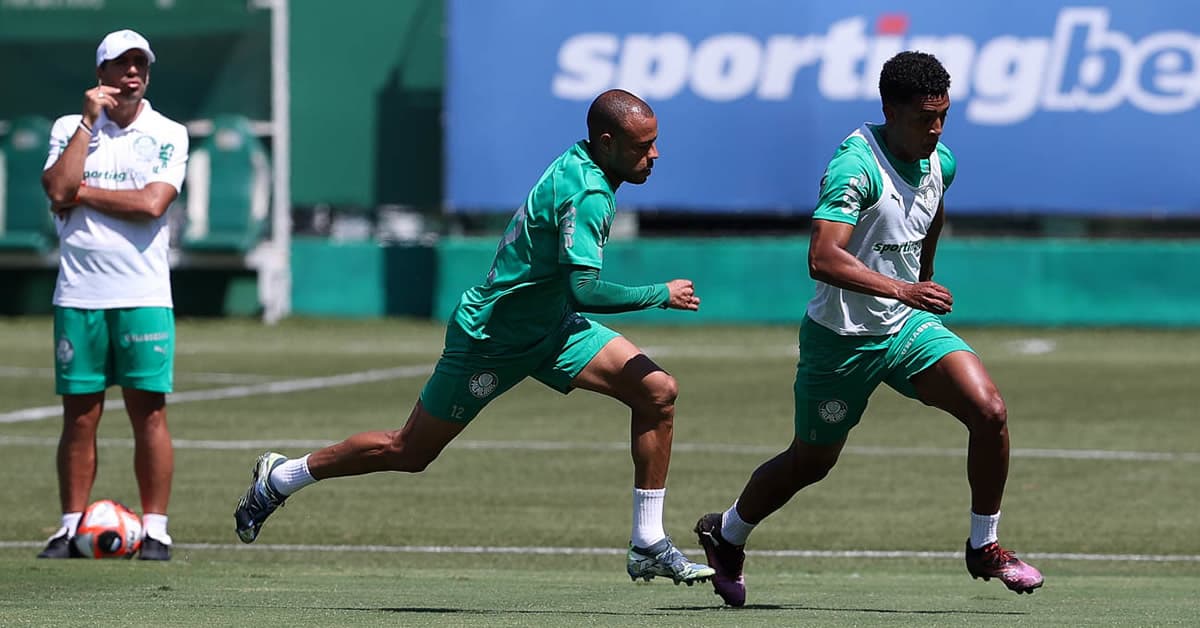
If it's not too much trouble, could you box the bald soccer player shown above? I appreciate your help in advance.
[234,89,715,586]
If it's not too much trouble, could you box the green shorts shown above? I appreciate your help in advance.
[420,312,620,423]
[54,306,175,395]
[794,310,974,444]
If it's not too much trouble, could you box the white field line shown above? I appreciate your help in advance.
[174,340,445,356]
[2,361,1198,464]
[0,540,1195,562]
[0,434,1197,463]
[0,334,1187,425]
[0,366,277,384]
[0,364,434,423]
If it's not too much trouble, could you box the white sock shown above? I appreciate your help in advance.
[270,454,316,496]
[720,502,756,546]
[631,488,666,548]
[60,512,82,538]
[970,510,1000,549]
[142,513,172,545]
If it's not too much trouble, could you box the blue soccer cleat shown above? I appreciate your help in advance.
[626,536,716,585]
[234,452,289,543]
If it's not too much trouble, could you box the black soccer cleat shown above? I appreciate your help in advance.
[37,532,82,559]
[139,536,172,561]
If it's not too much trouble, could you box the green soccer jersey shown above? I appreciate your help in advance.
[807,124,957,335]
[454,141,616,345]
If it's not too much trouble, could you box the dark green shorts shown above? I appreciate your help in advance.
[54,306,175,395]
[794,310,974,444]
[419,312,620,423]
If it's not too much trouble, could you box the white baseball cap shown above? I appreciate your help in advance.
[95,29,156,68]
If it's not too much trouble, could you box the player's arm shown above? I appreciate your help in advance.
[810,220,952,315]
[918,200,945,282]
[567,266,670,313]
[67,125,187,221]
[809,219,914,299]
[808,141,909,301]
[72,183,178,220]
[42,120,92,205]
[42,86,122,204]
[561,191,699,313]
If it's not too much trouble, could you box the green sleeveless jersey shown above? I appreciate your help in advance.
[454,141,616,345]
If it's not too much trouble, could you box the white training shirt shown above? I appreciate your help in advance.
[806,124,945,335]
[44,99,189,308]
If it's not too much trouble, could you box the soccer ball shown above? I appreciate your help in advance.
[73,500,143,559]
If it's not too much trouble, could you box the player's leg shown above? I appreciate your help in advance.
[908,351,1041,593]
[234,322,524,543]
[694,437,844,606]
[571,336,675,491]
[40,392,106,558]
[723,436,847,526]
[696,315,878,605]
[123,390,171,513]
[112,307,175,559]
[40,307,110,558]
[56,393,106,515]
[295,327,526,477]
[909,351,1007,516]
[539,315,712,584]
[310,400,468,477]
[122,389,172,559]
[574,336,715,584]
[887,312,1042,593]
[234,399,469,544]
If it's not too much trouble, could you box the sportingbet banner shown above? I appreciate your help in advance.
[446,0,1200,215]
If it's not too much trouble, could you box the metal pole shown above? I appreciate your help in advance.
[267,0,292,323]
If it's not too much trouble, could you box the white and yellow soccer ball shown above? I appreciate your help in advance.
[73,500,143,559]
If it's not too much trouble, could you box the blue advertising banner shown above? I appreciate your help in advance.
[446,1,1200,215]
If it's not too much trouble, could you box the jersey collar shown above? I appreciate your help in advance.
[867,123,930,186]
[96,99,155,134]
[573,140,616,195]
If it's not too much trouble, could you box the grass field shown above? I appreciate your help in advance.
[1,316,1198,626]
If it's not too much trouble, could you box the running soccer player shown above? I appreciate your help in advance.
[235,89,715,586]
[694,51,1044,606]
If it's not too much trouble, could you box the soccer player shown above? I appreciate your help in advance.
[37,29,188,561]
[235,89,715,586]
[694,51,1043,606]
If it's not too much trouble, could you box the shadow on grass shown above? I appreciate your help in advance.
[324,607,678,617]
[289,604,1028,618]
[662,604,1028,616]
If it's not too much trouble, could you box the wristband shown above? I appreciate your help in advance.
[78,120,93,135]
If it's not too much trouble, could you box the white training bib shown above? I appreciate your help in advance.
[807,124,943,335]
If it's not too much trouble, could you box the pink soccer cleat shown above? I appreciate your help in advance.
[695,512,747,606]
[965,540,1044,594]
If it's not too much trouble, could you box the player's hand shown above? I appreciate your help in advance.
[665,279,701,311]
[896,281,953,314]
[81,86,121,125]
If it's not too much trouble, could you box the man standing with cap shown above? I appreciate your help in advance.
[38,29,188,561]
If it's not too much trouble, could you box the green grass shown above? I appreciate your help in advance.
[4,554,1198,627]
[1,317,1198,626]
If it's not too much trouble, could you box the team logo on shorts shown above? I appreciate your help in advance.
[56,337,74,365]
[468,371,499,399]
[817,399,848,424]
